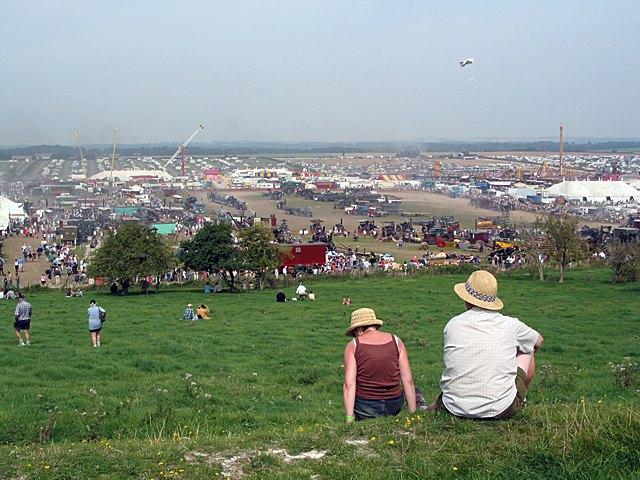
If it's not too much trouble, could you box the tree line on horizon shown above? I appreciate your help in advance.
[1,140,639,160]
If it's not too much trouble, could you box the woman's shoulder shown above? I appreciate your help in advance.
[344,338,357,350]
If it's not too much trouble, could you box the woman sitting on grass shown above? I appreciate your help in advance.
[196,304,210,320]
[343,308,419,422]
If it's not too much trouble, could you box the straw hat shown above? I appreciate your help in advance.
[453,270,504,310]
[345,308,384,336]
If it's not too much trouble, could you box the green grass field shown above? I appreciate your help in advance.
[0,269,638,479]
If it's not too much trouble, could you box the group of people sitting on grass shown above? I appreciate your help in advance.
[275,283,316,302]
[181,303,211,321]
[343,270,543,421]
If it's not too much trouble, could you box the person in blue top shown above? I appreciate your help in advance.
[87,299,106,348]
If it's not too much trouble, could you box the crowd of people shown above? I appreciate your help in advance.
[274,249,485,280]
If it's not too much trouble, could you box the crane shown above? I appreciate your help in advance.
[110,127,118,182]
[74,128,85,163]
[74,128,87,178]
[162,124,204,175]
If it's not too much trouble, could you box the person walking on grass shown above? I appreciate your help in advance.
[343,308,424,422]
[423,270,543,419]
[87,299,106,348]
[14,293,32,346]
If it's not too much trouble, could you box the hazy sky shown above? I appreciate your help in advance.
[1,0,639,145]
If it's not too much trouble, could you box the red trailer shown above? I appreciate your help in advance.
[281,243,327,267]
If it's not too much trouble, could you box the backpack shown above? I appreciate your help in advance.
[99,308,107,323]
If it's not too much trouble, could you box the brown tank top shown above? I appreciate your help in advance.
[354,334,402,400]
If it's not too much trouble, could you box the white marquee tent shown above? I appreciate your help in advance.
[90,170,173,182]
[0,197,26,230]
[545,181,639,203]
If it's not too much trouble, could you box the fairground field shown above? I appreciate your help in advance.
[0,268,637,479]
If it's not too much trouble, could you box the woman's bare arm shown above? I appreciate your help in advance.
[343,341,357,418]
[398,338,416,413]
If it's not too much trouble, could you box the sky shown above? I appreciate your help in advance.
[1,0,639,145]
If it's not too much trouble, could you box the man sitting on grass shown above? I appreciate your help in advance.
[182,303,196,322]
[423,270,543,419]
[295,283,308,300]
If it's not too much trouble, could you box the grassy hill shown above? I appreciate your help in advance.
[0,268,638,479]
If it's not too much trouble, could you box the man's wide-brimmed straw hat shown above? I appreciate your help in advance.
[454,270,504,310]
[345,308,384,336]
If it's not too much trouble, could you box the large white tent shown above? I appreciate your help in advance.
[545,181,639,203]
[0,197,26,230]
[90,170,173,182]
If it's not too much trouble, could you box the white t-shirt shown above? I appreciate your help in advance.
[440,307,540,418]
[296,285,307,295]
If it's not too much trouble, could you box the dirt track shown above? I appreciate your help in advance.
[1,236,49,287]
[214,190,538,232]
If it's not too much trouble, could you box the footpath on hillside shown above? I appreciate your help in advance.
[0,235,50,287]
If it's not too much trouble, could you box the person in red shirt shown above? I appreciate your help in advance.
[342,308,421,422]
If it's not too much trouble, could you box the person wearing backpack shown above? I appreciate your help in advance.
[87,299,106,348]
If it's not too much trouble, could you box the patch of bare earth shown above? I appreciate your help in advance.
[344,438,377,458]
[185,448,327,478]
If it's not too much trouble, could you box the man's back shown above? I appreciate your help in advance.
[440,307,539,418]
[15,300,32,321]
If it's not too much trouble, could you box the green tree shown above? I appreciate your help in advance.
[607,240,640,283]
[88,222,175,292]
[238,224,287,289]
[180,223,242,291]
[537,215,587,283]
[521,226,548,282]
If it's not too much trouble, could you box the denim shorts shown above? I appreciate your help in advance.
[354,393,405,421]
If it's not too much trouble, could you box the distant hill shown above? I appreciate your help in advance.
[1,139,639,159]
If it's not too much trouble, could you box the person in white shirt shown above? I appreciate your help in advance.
[295,283,308,300]
[424,270,543,419]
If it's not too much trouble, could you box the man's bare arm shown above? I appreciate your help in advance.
[534,334,544,353]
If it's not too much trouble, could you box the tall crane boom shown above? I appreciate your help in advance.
[110,127,118,180]
[559,124,564,177]
[163,124,204,172]
[74,128,85,162]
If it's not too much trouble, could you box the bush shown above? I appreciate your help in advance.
[608,240,640,283]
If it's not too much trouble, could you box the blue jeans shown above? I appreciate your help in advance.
[354,394,405,421]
